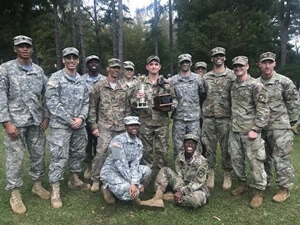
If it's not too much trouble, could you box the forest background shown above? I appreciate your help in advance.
[0,0,299,85]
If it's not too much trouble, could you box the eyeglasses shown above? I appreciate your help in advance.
[65,55,79,60]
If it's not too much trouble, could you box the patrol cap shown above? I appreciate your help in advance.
[13,35,32,46]
[183,134,199,143]
[211,47,226,56]
[146,55,160,64]
[195,61,207,69]
[108,58,122,67]
[178,54,192,63]
[123,61,135,70]
[124,116,141,125]
[259,52,276,62]
[62,47,79,57]
[232,56,248,66]
[85,55,100,63]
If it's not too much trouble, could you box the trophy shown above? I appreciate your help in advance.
[137,74,148,108]
[153,75,173,112]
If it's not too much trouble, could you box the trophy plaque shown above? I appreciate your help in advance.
[153,93,173,112]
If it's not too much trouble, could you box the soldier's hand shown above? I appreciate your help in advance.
[174,191,183,203]
[291,124,299,135]
[91,129,100,137]
[4,121,19,141]
[40,118,49,131]
[71,117,83,129]
[139,185,145,193]
[137,90,145,99]
[248,130,258,140]
[129,184,139,198]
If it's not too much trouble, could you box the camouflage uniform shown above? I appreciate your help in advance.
[229,75,269,190]
[202,68,235,171]
[257,72,299,189]
[88,79,131,182]
[168,72,206,158]
[46,69,89,183]
[154,150,209,208]
[131,76,177,168]
[0,59,49,190]
[100,132,151,201]
[82,73,106,163]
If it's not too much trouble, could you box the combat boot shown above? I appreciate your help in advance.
[91,181,100,192]
[222,171,232,190]
[163,192,175,203]
[51,182,62,208]
[139,189,165,208]
[83,163,92,180]
[231,181,248,196]
[250,189,263,208]
[291,124,299,135]
[68,172,91,190]
[101,185,116,204]
[272,188,290,203]
[10,189,26,214]
[207,169,215,189]
[32,180,50,199]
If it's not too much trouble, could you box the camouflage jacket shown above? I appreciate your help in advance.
[88,79,131,131]
[202,68,236,118]
[82,73,106,92]
[168,72,206,121]
[0,59,49,127]
[100,132,144,186]
[257,72,300,130]
[45,69,89,129]
[174,150,208,195]
[130,76,177,126]
[231,75,269,133]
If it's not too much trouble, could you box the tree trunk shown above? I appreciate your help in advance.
[118,0,124,79]
[77,0,86,73]
[71,0,77,47]
[168,0,174,76]
[154,0,159,55]
[53,3,62,70]
[111,0,118,57]
[279,0,291,67]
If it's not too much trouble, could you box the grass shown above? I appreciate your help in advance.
[0,126,299,225]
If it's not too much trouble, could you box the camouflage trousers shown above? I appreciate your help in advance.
[103,165,151,201]
[4,125,46,190]
[155,167,209,208]
[48,127,87,183]
[91,128,123,181]
[201,117,232,171]
[138,124,169,169]
[84,125,97,163]
[229,132,267,190]
[262,129,294,190]
[172,120,201,160]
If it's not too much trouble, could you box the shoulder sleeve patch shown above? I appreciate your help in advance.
[47,80,59,88]
[258,94,266,102]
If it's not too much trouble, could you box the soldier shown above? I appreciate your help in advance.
[88,58,131,192]
[229,56,269,208]
[168,54,206,159]
[140,134,209,209]
[0,35,50,214]
[202,47,236,190]
[120,61,137,88]
[257,52,299,203]
[194,61,207,76]
[131,55,177,168]
[100,116,151,204]
[46,47,91,209]
[82,55,106,180]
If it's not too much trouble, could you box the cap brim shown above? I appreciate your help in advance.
[109,64,121,67]
[124,66,134,70]
[260,58,275,62]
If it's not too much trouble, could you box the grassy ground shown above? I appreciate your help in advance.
[0,126,299,225]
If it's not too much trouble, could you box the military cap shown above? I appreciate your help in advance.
[211,47,226,56]
[123,61,135,70]
[62,47,79,57]
[85,55,100,63]
[13,35,32,46]
[108,58,122,67]
[178,53,192,63]
[232,56,248,66]
[183,133,199,143]
[146,55,160,64]
[259,52,276,62]
[124,116,141,125]
[195,61,207,69]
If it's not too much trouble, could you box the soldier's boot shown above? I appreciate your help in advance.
[222,171,232,190]
[68,172,91,190]
[163,192,175,203]
[51,182,62,208]
[291,124,299,135]
[32,180,50,199]
[272,188,290,203]
[207,169,215,189]
[133,197,141,205]
[139,189,165,208]
[83,163,92,180]
[10,189,26,214]
[91,181,100,192]
[101,185,116,204]
[250,189,263,208]
[231,181,248,196]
